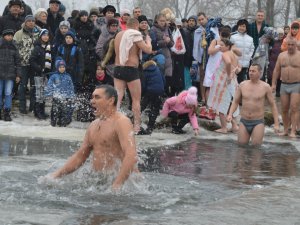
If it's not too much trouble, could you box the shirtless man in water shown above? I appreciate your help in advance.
[272,37,300,137]
[227,64,280,145]
[114,18,152,134]
[50,85,138,190]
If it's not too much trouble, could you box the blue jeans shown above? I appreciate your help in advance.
[0,80,14,109]
[18,66,34,111]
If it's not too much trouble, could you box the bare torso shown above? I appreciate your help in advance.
[240,80,269,120]
[114,30,140,68]
[278,51,300,83]
[87,113,130,171]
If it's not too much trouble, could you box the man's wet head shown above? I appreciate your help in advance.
[127,18,139,30]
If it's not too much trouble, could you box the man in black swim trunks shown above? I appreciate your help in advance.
[113,18,152,134]
[227,63,280,145]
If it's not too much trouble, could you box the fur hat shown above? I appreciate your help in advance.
[59,20,70,29]
[160,8,175,21]
[35,8,48,19]
[2,29,14,36]
[138,15,148,23]
[89,7,100,17]
[102,5,116,15]
[39,29,49,38]
[185,86,198,106]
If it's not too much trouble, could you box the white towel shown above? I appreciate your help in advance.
[119,29,143,65]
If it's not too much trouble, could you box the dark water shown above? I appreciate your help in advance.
[0,135,300,225]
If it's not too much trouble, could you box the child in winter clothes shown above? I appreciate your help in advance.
[139,60,165,135]
[161,86,199,135]
[29,29,53,120]
[45,59,75,127]
[0,29,21,121]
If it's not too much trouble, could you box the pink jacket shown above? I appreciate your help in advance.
[161,91,199,130]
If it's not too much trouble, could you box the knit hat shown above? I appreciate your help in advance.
[121,9,130,16]
[25,15,35,22]
[59,20,70,29]
[59,3,66,13]
[89,8,100,17]
[65,30,76,40]
[35,8,48,19]
[185,86,198,106]
[2,29,14,36]
[107,18,119,27]
[188,15,197,23]
[102,5,116,15]
[79,10,89,17]
[39,29,49,38]
[49,0,61,4]
[55,59,66,69]
[8,0,22,8]
[138,15,148,23]
[277,27,284,34]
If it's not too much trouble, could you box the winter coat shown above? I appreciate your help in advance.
[182,25,198,67]
[268,39,283,80]
[29,40,53,76]
[3,3,33,20]
[95,25,116,60]
[13,24,40,66]
[161,91,199,130]
[0,38,21,80]
[247,21,269,49]
[150,24,174,77]
[47,8,64,35]
[56,43,84,86]
[230,31,255,68]
[142,60,165,95]
[0,13,24,35]
[52,28,76,57]
[35,20,53,41]
[45,72,75,100]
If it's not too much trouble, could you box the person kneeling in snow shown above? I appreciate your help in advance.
[45,59,75,127]
[161,86,199,135]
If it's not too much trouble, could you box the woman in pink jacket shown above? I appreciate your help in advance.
[161,86,199,135]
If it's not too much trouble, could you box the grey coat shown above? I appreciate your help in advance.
[0,38,21,80]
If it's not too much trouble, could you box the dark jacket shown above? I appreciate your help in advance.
[3,2,33,20]
[0,13,24,35]
[29,40,53,76]
[142,60,165,95]
[0,38,21,80]
[248,21,269,49]
[183,25,198,67]
[56,42,84,86]
[47,8,64,35]
[35,20,53,41]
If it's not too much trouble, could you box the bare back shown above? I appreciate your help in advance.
[114,31,141,68]
[239,80,270,120]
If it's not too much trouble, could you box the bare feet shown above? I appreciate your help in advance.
[278,132,289,136]
[289,133,297,138]
[228,127,239,133]
[214,128,228,134]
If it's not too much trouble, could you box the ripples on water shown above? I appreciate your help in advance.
[0,135,300,225]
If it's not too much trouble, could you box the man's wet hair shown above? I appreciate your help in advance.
[127,18,139,28]
[250,63,262,71]
[96,84,118,106]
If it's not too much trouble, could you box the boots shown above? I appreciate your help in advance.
[40,102,49,118]
[3,108,12,121]
[0,109,2,120]
[34,103,47,120]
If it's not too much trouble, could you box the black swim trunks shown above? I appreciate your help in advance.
[240,118,264,135]
[114,66,140,82]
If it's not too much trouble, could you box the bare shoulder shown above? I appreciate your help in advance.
[239,80,249,88]
[115,112,132,127]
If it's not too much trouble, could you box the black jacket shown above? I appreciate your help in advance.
[47,8,64,35]
[30,40,53,76]
[0,38,21,80]
[0,13,24,35]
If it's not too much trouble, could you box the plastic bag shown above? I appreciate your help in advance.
[171,29,186,55]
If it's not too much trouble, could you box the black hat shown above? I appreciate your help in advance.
[102,5,116,15]
[49,0,61,4]
[78,10,88,17]
[138,15,148,23]
[8,0,22,8]
[2,29,14,36]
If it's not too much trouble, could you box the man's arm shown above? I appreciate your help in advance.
[51,130,92,178]
[227,85,242,121]
[136,35,152,54]
[271,54,281,92]
[112,116,138,190]
[266,85,280,132]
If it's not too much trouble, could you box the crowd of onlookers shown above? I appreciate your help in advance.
[0,0,299,137]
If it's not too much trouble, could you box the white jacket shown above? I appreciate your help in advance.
[230,32,254,68]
